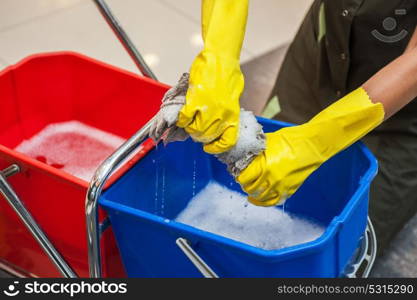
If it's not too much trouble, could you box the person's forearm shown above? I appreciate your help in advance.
[363,47,417,119]
[201,0,248,58]
[405,26,417,53]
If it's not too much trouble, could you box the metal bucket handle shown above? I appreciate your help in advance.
[0,165,77,277]
[86,0,161,278]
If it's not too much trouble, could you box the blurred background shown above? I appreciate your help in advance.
[0,0,313,114]
[0,0,416,278]
[0,0,310,82]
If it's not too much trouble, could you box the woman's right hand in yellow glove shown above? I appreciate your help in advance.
[239,42,417,206]
[176,0,248,155]
[237,88,385,206]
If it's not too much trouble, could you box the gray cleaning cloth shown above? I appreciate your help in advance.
[149,73,266,177]
[149,73,190,143]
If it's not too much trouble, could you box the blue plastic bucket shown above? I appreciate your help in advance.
[99,117,378,277]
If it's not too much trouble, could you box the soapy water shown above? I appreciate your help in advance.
[15,121,126,181]
[175,181,325,250]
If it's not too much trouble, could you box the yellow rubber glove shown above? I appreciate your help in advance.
[176,0,248,154]
[237,88,385,206]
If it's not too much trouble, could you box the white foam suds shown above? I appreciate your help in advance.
[175,181,325,250]
[15,121,125,181]
[221,110,264,163]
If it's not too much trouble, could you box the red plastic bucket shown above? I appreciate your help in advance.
[0,52,168,277]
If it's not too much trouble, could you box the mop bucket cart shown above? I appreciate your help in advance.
[0,0,376,278]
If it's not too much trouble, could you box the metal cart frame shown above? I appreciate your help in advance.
[0,0,377,278]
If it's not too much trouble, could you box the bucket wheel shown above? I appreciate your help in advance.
[344,217,377,278]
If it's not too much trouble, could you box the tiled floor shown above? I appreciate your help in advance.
[0,0,313,84]
[158,0,313,59]
[371,213,417,277]
[0,0,83,30]
[0,57,6,69]
[241,45,288,114]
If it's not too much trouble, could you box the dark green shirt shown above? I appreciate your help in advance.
[272,0,417,129]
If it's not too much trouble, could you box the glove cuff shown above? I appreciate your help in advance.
[306,87,385,158]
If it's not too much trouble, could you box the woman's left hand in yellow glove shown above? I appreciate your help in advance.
[176,0,248,155]
[177,52,244,154]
